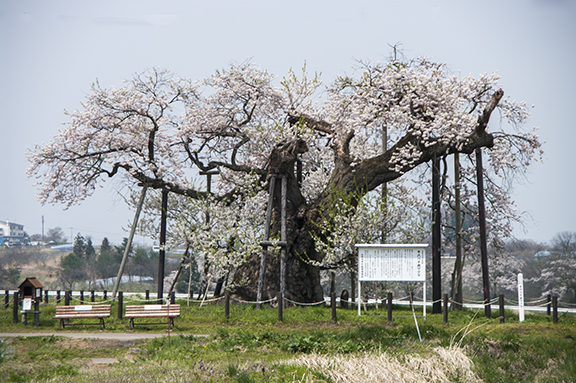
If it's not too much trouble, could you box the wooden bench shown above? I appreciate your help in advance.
[124,304,180,330]
[53,305,111,330]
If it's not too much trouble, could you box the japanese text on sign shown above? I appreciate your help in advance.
[356,244,427,282]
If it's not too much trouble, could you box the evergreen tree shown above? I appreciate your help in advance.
[72,233,87,258]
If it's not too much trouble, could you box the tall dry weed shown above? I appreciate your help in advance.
[285,346,482,383]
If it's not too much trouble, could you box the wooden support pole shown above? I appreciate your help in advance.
[103,290,107,301]
[146,290,150,300]
[44,290,49,304]
[547,294,551,316]
[157,189,168,304]
[279,175,287,311]
[91,290,95,303]
[113,187,148,302]
[475,148,491,318]
[56,290,61,304]
[499,293,505,324]
[80,290,84,304]
[257,176,276,309]
[4,290,9,308]
[171,291,175,305]
[65,291,71,306]
[432,155,442,314]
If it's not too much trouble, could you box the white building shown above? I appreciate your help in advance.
[0,220,25,245]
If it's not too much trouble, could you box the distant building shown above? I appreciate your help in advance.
[0,220,25,245]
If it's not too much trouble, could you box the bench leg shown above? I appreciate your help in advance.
[129,318,134,330]
[59,319,64,330]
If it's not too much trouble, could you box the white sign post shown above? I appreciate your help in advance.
[356,244,428,318]
[518,273,525,322]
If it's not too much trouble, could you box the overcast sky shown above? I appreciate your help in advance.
[1,0,575,247]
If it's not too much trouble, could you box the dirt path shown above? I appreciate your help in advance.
[0,332,208,340]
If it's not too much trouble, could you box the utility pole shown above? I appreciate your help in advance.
[475,148,491,318]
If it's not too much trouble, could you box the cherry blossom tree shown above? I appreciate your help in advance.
[531,232,576,301]
[28,58,541,303]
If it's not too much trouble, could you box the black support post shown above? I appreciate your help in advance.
[157,189,168,304]
[432,155,442,314]
[475,148,491,318]
[118,291,123,320]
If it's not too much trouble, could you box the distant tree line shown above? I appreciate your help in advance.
[56,234,202,292]
[58,234,163,290]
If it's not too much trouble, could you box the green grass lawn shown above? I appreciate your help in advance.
[1,299,575,382]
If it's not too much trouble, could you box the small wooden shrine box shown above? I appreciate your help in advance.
[18,277,43,304]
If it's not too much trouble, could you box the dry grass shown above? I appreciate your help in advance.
[286,346,482,383]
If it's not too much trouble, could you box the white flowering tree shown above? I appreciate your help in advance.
[28,58,541,303]
[531,232,576,300]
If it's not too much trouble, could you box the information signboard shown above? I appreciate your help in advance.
[355,244,428,317]
[357,244,427,282]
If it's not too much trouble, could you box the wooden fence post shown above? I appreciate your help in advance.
[277,291,283,322]
[56,290,61,304]
[103,290,107,301]
[146,290,150,300]
[340,290,349,309]
[44,290,49,304]
[13,291,19,324]
[499,293,505,324]
[171,291,175,305]
[443,294,448,324]
[4,290,9,308]
[80,290,84,304]
[547,294,551,316]
[552,295,558,324]
[91,290,95,303]
[118,291,123,320]
[224,290,230,320]
[387,292,393,324]
[65,291,71,306]
[34,300,40,327]
[331,291,337,324]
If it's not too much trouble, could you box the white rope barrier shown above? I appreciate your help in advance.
[284,298,326,306]
[230,296,277,305]
[187,296,224,304]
